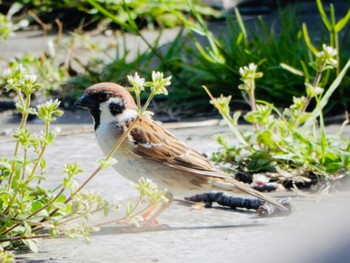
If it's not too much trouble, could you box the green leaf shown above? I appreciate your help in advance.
[257,130,275,149]
[63,177,72,189]
[280,63,304,76]
[22,239,38,253]
[0,161,11,171]
[234,8,248,45]
[46,132,55,144]
[325,162,342,174]
[126,201,134,216]
[316,0,332,30]
[15,103,23,113]
[247,151,275,172]
[304,58,350,128]
[27,107,37,115]
[49,228,60,238]
[98,158,118,169]
[302,24,318,54]
[335,9,350,32]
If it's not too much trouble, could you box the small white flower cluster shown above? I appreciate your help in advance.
[305,83,324,97]
[290,96,306,111]
[3,64,26,85]
[37,99,63,122]
[151,71,172,95]
[314,44,338,70]
[127,72,145,94]
[239,63,258,79]
[238,63,263,92]
[3,63,40,93]
[127,71,172,96]
[135,177,168,204]
[23,74,37,84]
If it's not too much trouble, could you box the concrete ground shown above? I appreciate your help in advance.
[0,1,350,262]
[1,118,350,263]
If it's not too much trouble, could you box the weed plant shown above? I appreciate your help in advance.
[169,0,350,112]
[0,66,169,259]
[207,45,350,187]
[0,0,220,30]
[69,0,350,114]
[2,1,348,116]
[0,65,108,255]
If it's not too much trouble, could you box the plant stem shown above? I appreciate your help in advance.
[28,121,49,180]
[29,188,65,219]
[333,30,340,76]
[8,92,31,190]
[2,191,17,216]
[0,219,19,236]
[47,116,140,220]
[249,81,259,130]
[299,67,323,115]
[105,116,140,160]
[94,202,153,228]
[141,92,156,114]
[203,85,248,146]
[0,234,53,244]
[21,149,27,180]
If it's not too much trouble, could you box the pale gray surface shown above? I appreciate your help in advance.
[0,1,350,261]
[1,122,350,263]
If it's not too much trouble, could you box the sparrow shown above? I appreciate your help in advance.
[75,82,286,219]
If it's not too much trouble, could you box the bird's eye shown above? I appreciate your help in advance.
[99,92,111,101]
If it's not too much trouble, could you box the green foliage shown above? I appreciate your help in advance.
[2,0,220,30]
[126,177,168,226]
[209,51,350,183]
[1,37,73,99]
[76,1,349,113]
[168,2,350,112]
[1,1,349,115]
[0,65,108,252]
[0,249,14,263]
[0,14,12,41]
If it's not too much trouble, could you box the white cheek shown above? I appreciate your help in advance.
[99,98,137,125]
[117,108,138,123]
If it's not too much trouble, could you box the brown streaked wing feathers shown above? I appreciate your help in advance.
[125,118,227,179]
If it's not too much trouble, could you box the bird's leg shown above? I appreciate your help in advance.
[142,205,159,224]
[141,192,174,228]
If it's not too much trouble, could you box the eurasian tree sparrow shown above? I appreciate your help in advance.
[75,82,286,215]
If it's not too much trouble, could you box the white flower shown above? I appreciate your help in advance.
[3,68,11,77]
[239,63,263,83]
[239,63,257,76]
[315,44,338,68]
[23,74,37,83]
[152,71,171,87]
[127,72,145,89]
[15,64,26,74]
[305,83,324,97]
[322,44,337,57]
[152,71,164,82]
[150,71,171,95]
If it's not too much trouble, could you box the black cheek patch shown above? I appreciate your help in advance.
[109,101,126,116]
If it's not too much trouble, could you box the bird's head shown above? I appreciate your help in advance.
[75,82,137,130]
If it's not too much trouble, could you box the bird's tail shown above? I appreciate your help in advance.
[213,172,288,211]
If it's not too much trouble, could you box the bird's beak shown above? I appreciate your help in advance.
[74,94,95,109]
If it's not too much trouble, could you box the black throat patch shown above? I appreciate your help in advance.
[89,107,101,130]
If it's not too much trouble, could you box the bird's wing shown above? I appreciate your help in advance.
[124,117,227,179]
[124,117,288,211]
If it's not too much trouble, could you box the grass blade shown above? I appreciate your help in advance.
[304,58,350,128]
